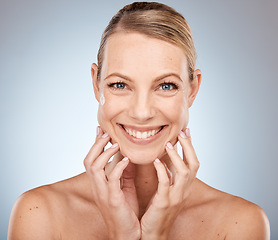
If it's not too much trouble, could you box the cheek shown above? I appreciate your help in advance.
[159,94,189,129]
[97,93,124,133]
[160,98,188,150]
[178,103,189,130]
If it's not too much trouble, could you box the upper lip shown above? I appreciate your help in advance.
[118,123,166,132]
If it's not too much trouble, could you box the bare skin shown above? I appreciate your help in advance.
[8,32,270,239]
[8,127,270,240]
[8,161,269,239]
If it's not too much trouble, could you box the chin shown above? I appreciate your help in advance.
[119,146,167,165]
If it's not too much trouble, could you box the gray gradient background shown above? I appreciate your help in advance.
[1,0,277,239]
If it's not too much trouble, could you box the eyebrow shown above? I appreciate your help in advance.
[104,72,183,82]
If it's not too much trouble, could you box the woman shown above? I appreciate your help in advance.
[8,2,270,239]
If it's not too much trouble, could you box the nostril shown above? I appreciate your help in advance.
[129,107,156,121]
[129,96,156,121]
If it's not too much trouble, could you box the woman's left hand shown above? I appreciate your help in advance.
[140,129,200,240]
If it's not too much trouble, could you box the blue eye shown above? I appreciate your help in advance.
[108,82,126,89]
[115,82,126,89]
[160,82,178,91]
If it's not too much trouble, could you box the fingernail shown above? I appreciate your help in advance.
[154,158,160,163]
[96,126,100,136]
[179,131,186,138]
[166,142,174,149]
[185,128,191,137]
[110,143,118,148]
[122,157,128,161]
[102,132,109,138]
[179,128,190,138]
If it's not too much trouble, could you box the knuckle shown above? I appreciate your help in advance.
[195,160,200,170]
[83,157,92,169]
[83,158,89,168]
[192,159,200,172]
[179,168,190,178]
[90,164,100,174]
[160,178,170,187]
[107,172,119,182]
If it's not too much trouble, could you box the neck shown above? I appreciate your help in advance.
[133,162,159,218]
[83,144,202,219]
[105,151,176,218]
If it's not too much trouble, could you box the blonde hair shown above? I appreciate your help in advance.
[97,2,196,81]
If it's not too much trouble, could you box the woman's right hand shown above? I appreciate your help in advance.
[84,127,141,240]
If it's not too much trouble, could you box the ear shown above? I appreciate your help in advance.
[188,69,202,108]
[91,63,100,102]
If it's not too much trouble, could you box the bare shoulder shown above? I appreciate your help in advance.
[8,184,59,240]
[8,174,91,240]
[223,194,270,240]
[196,180,270,240]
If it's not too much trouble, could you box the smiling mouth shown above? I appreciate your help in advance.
[120,124,165,139]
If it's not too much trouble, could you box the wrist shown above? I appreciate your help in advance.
[141,236,168,240]
[141,232,168,240]
[108,230,141,240]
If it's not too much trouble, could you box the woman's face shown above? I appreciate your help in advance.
[93,32,199,164]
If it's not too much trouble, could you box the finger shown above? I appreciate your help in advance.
[83,131,110,169]
[159,159,173,182]
[90,143,120,179]
[178,128,200,173]
[165,142,187,175]
[96,126,101,139]
[165,142,189,190]
[153,158,170,200]
[122,162,136,190]
[95,126,108,141]
[96,125,106,136]
[107,157,130,203]
[85,143,120,197]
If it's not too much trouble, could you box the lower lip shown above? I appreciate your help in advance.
[117,124,168,145]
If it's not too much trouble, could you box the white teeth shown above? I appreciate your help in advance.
[123,126,162,139]
[141,132,147,139]
[136,131,142,139]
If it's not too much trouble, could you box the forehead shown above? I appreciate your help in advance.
[101,32,189,81]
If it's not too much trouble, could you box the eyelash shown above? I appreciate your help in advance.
[107,81,126,90]
[107,81,179,91]
[159,81,179,91]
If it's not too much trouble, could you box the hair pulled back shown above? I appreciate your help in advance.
[97,2,196,81]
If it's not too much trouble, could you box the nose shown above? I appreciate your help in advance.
[128,91,156,122]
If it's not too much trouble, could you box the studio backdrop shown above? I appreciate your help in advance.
[1,0,277,239]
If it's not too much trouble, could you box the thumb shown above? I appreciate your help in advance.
[122,162,136,190]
